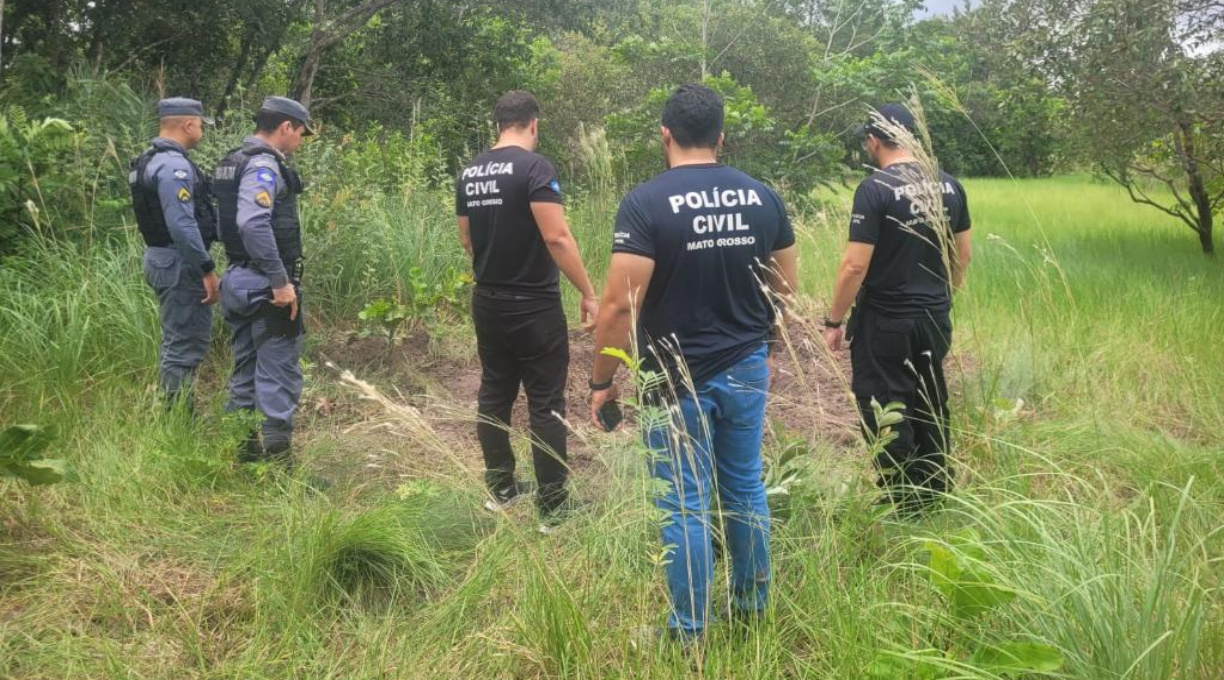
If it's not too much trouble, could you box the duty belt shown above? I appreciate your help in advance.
[228,258,304,282]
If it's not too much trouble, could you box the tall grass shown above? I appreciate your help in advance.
[1,141,1221,677]
[0,230,159,415]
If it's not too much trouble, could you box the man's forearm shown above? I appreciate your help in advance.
[952,250,970,291]
[829,264,867,322]
[952,264,966,291]
[547,236,595,297]
[591,305,633,383]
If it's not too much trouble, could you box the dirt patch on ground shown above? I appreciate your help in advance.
[308,318,861,486]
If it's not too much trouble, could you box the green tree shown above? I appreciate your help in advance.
[1000,0,1224,253]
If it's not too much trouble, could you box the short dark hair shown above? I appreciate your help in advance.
[495,91,539,130]
[867,132,901,150]
[661,84,724,149]
[255,110,305,135]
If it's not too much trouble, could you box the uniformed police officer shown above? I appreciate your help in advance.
[823,104,973,515]
[213,96,313,463]
[129,98,219,412]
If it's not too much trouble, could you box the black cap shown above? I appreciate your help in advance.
[258,96,315,136]
[860,103,915,143]
[158,97,214,125]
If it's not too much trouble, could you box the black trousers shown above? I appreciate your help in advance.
[848,305,953,506]
[471,289,569,513]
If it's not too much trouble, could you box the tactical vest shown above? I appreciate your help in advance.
[212,146,303,274]
[128,145,217,248]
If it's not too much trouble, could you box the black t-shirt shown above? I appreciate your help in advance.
[849,162,971,318]
[612,163,795,389]
[456,146,564,297]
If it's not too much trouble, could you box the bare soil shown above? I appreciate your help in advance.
[303,319,862,488]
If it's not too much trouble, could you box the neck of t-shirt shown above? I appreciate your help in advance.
[669,161,722,170]
[879,155,918,170]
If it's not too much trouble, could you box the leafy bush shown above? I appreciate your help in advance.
[0,109,78,252]
[358,266,472,345]
[0,424,76,485]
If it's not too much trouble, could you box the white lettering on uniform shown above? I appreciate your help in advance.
[891,181,957,202]
[693,213,751,234]
[464,180,500,196]
[462,162,514,179]
[669,188,762,213]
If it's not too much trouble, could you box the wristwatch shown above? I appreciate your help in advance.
[823,317,844,329]
[589,378,614,391]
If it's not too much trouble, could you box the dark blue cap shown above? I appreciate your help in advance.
[258,96,315,135]
[158,97,213,124]
[860,103,915,143]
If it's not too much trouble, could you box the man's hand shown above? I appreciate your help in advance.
[823,326,845,352]
[201,272,220,305]
[580,295,599,333]
[272,283,299,321]
[590,384,621,431]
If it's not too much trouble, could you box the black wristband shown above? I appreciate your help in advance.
[823,316,843,329]
[200,260,216,275]
[589,378,614,391]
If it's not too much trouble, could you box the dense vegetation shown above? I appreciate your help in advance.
[0,1,1221,678]
[1,0,1221,251]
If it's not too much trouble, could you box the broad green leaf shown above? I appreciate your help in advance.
[0,423,53,463]
[868,650,948,680]
[924,532,1015,617]
[599,346,639,371]
[6,458,76,485]
[971,641,1064,677]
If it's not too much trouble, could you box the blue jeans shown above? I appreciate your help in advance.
[644,344,771,636]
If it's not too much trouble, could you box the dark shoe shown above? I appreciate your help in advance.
[483,479,536,512]
[536,497,584,535]
[877,486,943,521]
[236,430,265,463]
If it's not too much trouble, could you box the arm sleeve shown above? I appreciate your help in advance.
[610,191,654,259]
[953,178,972,233]
[455,175,468,216]
[236,156,289,288]
[848,181,884,244]
[527,157,563,204]
[155,156,214,274]
[768,188,796,250]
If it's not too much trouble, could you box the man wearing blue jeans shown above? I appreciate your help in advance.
[589,84,798,645]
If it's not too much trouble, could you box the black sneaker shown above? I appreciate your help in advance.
[536,497,584,535]
[483,480,536,512]
[236,430,264,463]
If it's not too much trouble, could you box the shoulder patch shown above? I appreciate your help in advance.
[549,179,561,195]
[173,169,189,180]
[177,187,192,203]
[253,190,273,208]
[255,168,277,185]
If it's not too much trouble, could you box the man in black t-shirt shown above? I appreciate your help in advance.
[456,91,599,527]
[589,85,798,644]
[823,103,973,514]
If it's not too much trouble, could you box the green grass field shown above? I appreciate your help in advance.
[1,175,1221,679]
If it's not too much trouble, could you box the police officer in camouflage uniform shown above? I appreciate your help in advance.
[129,98,219,412]
[213,97,313,463]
